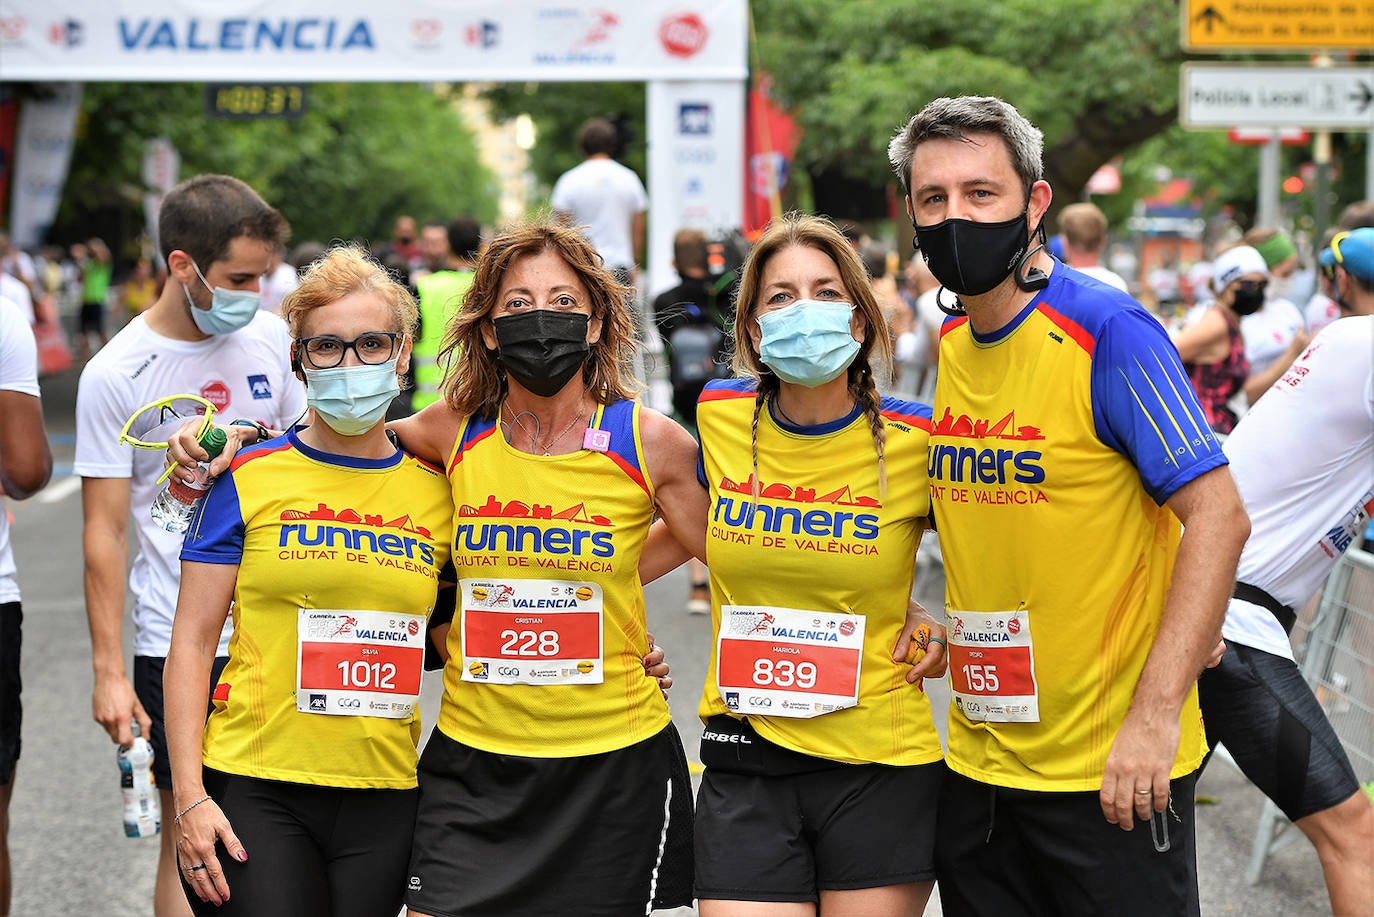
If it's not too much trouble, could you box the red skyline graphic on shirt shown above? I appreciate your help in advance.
[279,503,433,538]
[719,475,881,507]
[933,407,1045,441]
[458,495,611,527]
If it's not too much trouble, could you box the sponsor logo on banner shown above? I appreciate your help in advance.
[678,102,712,136]
[47,18,83,47]
[0,17,27,45]
[116,17,376,53]
[750,152,789,198]
[466,20,499,49]
[247,373,271,399]
[409,19,442,49]
[200,380,231,411]
[724,691,740,710]
[659,12,707,58]
[534,7,618,65]
[309,694,327,711]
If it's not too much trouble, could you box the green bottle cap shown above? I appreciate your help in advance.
[199,426,228,459]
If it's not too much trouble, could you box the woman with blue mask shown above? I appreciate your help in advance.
[163,245,457,917]
[674,213,948,916]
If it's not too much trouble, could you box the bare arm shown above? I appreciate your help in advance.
[1169,308,1228,364]
[1242,327,1310,405]
[1099,465,1249,828]
[81,476,149,747]
[0,389,51,498]
[631,210,647,269]
[638,409,708,580]
[388,400,464,467]
[166,560,243,905]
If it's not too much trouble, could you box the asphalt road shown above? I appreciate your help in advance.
[5,364,1334,915]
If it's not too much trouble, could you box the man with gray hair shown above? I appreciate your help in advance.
[889,96,1250,916]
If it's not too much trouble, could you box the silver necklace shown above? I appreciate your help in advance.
[503,406,587,455]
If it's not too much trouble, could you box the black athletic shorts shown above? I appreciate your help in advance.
[0,602,21,785]
[78,301,105,334]
[935,765,1200,917]
[406,724,694,916]
[1199,639,1361,822]
[183,767,418,917]
[694,755,942,902]
[136,654,229,789]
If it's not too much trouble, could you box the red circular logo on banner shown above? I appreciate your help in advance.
[659,13,707,58]
[1006,617,1020,635]
[201,381,231,411]
[408,620,421,636]
[839,620,855,636]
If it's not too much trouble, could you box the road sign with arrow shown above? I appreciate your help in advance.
[1182,0,1374,51]
[1182,64,1374,129]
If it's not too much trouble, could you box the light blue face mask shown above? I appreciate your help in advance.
[185,260,261,335]
[303,359,401,436]
[757,299,860,387]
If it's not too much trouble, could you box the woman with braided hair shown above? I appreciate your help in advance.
[684,213,948,916]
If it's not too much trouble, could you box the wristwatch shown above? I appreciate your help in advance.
[229,418,273,445]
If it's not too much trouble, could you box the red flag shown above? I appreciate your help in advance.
[744,73,801,236]
[0,88,19,220]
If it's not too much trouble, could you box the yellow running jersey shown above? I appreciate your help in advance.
[695,379,943,766]
[932,268,1226,792]
[437,399,670,757]
[182,428,454,789]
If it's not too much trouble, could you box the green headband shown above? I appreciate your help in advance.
[1253,232,1297,268]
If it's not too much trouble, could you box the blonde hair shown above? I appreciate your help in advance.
[732,213,893,498]
[281,243,419,341]
[438,220,643,419]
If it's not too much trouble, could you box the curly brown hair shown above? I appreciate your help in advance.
[438,220,642,419]
[732,213,894,497]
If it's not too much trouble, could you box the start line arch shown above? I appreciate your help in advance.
[0,0,748,298]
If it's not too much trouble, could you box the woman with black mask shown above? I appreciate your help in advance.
[391,221,704,917]
[1172,244,1268,437]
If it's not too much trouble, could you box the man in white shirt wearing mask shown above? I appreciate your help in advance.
[75,174,305,917]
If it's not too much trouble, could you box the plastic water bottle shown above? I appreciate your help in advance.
[118,722,160,838]
[150,425,227,533]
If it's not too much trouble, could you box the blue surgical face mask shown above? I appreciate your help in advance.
[757,299,860,387]
[185,260,261,335]
[303,359,401,436]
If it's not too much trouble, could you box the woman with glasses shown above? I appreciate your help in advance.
[162,245,455,916]
[1173,245,1268,437]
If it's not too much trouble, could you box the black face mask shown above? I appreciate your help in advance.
[913,213,1035,297]
[493,310,591,397]
[1230,287,1266,316]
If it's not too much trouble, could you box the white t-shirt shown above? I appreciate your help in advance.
[1240,297,1305,375]
[1072,264,1129,292]
[0,297,41,604]
[1305,292,1342,338]
[0,273,33,325]
[258,261,300,314]
[1222,316,1374,659]
[74,311,306,657]
[550,157,647,271]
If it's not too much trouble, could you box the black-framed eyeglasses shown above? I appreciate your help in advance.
[296,332,401,369]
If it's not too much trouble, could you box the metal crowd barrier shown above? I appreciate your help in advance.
[1239,546,1374,884]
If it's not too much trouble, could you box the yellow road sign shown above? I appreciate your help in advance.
[1183,0,1374,51]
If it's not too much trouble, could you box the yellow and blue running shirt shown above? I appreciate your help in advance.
[695,379,944,766]
[181,427,453,789]
[437,399,671,757]
[932,266,1226,792]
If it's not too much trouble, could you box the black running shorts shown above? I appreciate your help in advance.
[935,766,1200,917]
[406,724,694,916]
[1199,639,1361,822]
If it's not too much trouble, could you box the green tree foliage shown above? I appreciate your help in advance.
[56,82,496,251]
[751,0,1192,212]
